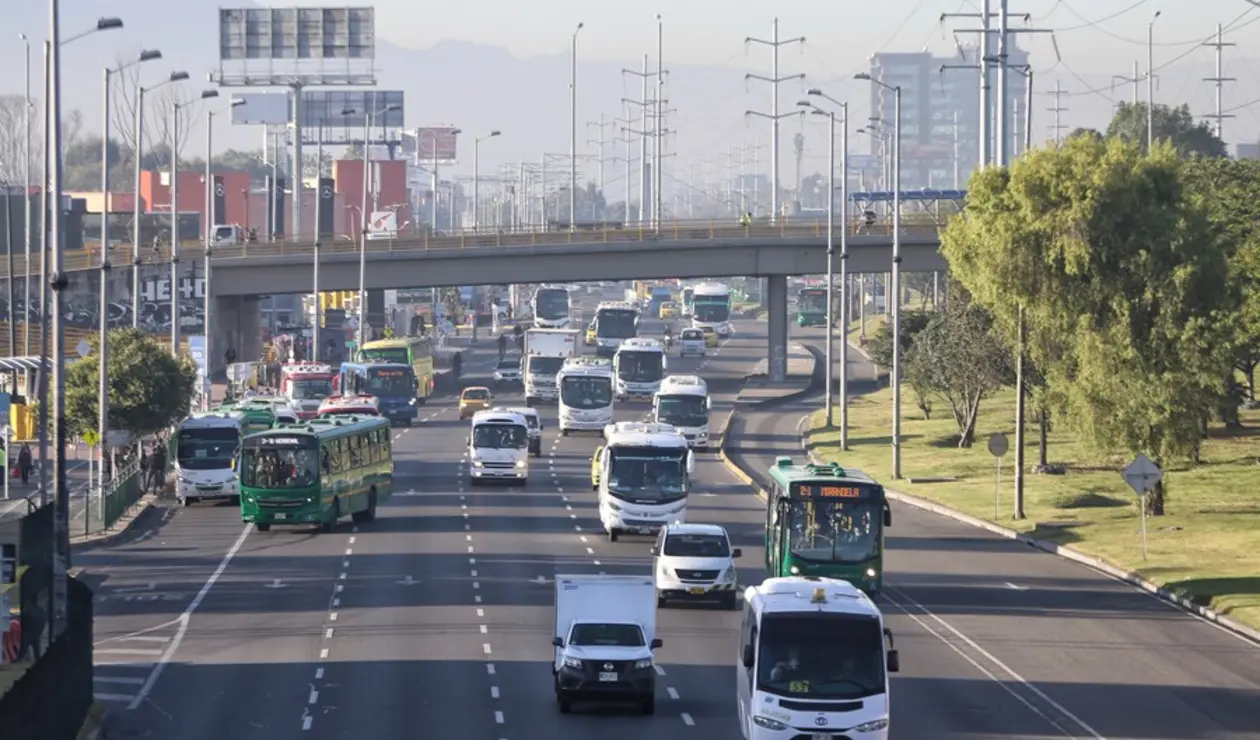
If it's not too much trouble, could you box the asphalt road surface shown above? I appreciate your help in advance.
[74,298,1260,740]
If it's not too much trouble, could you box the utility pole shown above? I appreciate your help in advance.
[1112,61,1141,105]
[1047,81,1069,142]
[745,18,805,224]
[654,14,666,230]
[622,55,653,226]
[587,114,617,211]
[1202,23,1234,141]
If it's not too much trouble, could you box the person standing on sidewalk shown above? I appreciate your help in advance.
[17,443,32,486]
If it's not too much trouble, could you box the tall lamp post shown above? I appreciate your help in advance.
[569,22,584,230]
[130,71,189,327]
[473,131,502,232]
[17,33,33,355]
[421,127,461,230]
[802,90,849,449]
[98,48,160,478]
[855,72,902,479]
[358,103,401,349]
[203,97,245,403]
[169,89,219,355]
[1147,11,1161,149]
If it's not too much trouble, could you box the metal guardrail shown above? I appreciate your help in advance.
[0,216,951,279]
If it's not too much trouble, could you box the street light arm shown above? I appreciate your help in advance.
[62,17,124,46]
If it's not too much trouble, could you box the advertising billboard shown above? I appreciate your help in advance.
[405,128,460,161]
[216,7,376,86]
[231,90,404,128]
[231,93,290,125]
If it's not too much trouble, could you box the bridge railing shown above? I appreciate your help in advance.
[0,213,951,279]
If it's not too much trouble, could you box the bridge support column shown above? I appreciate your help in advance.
[366,289,386,336]
[210,295,262,378]
[767,275,789,382]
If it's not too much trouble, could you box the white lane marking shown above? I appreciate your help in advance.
[109,636,169,644]
[578,535,588,542]
[473,582,480,590]
[94,647,164,656]
[476,608,485,617]
[95,693,137,702]
[1005,582,1029,591]
[585,547,594,554]
[480,625,488,634]
[471,569,479,577]
[681,712,695,726]
[667,687,680,700]
[315,667,324,680]
[308,686,319,704]
[494,710,505,724]
[332,598,340,608]
[491,685,500,699]
[593,560,601,566]
[324,628,334,639]
[469,557,476,564]
[348,536,356,544]
[487,663,496,675]
[483,643,493,655]
[328,612,338,622]
[319,648,329,659]
[335,584,343,593]
[302,714,313,731]
[127,523,253,711]
[654,664,666,676]
[884,587,1106,739]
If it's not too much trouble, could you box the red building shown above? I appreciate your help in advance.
[332,159,411,233]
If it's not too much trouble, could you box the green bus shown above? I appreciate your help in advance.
[238,415,393,533]
[764,456,892,593]
[796,287,829,327]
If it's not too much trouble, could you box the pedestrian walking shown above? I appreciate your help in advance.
[17,443,32,486]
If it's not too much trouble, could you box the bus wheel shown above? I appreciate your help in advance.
[608,528,619,543]
[322,499,339,533]
[353,488,377,524]
[254,522,271,532]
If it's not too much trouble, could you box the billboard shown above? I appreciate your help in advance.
[231,90,404,128]
[216,7,375,86]
[405,128,460,161]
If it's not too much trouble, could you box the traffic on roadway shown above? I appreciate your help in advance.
[70,283,1260,740]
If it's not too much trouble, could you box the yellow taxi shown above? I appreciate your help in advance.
[585,321,598,346]
[700,326,720,347]
[659,301,679,319]
[590,445,603,490]
[458,386,494,419]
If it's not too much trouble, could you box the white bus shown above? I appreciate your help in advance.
[596,422,693,541]
[593,300,640,356]
[173,411,250,506]
[532,285,572,329]
[691,282,733,337]
[557,357,616,435]
[613,337,668,401]
[680,285,695,317]
[737,577,899,740]
[653,375,710,449]
[467,409,530,484]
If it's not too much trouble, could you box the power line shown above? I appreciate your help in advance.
[1202,23,1236,141]
[1046,80,1069,141]
[744,18,805,222]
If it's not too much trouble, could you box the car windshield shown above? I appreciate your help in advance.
[663,532,729,557]
[176,427,240,470]
[527,356,565,375]
[240,444,319,490]
[617,351,663,382]
[289,378,333,400]
[569,622,645,647]
[463,389,491,400]
[788,499,882,563]
[681,331,703,341]
[472,423,528,449]
[607,447,687,501]
[656,395,707,427]
[364,368,415,396]
[561,376,613,409]
[756,614,886,699]
[497,360,519,371]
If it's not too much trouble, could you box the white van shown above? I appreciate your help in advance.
[653,375,710,449]
[678,328,706,357]
[173,411,249,506]
[468,409,530,484]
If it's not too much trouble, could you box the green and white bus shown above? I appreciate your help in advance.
[764,457,891,593]
[238,415,393,533]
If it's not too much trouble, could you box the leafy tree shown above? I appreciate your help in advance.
[1066,127,1102,142]
[866,309,935,373]
[66,328,197,441]
[905,304,1012,447]
[1106,102,1226,158]
[941,135,1236,514]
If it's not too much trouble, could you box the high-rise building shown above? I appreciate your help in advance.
[866,42,1029,190]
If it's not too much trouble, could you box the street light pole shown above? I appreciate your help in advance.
[171,89,218,356]
[19,34,32,355]
[1148,11,1161,150]
[203,99,243,402]
[473,131,502,232]
[570,22,584,230]
[359,110,371,350]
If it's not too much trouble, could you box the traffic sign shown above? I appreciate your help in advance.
[76,339,91,357]
[987,433,1008,458]
[1122,454,1162,495]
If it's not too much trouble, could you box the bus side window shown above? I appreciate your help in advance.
[348,436,361,467]
[321,443,334,474]
[381,429,392,458]
[364,431,377,464]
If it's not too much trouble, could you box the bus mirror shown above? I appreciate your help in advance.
[686,451,695,474]
[706,397,712,409]
[465,436,471,446]
[741,645,754,668]
[731,548,742,558]
[886,649,900,673]
[883,504,892,527]
[552,637,564,648]
[649,545,659,556]
[650,638,663,650]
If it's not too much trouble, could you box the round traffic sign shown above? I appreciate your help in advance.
[987,433,1008,458]
[320,186,333,199]
[214,183,225,197]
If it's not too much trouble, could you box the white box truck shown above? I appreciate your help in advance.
[523,328,581,406]
[552,574,662,715]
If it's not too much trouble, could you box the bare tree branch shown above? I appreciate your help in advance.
[0,95,27,184]
[147,87,203,166]
[110,50,145,160]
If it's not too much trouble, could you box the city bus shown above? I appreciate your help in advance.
[796,286,830,327]
[596,422,693,541]
[338,361,419,426]
[691,282,732,337]
[764,457,892,594]
[557,357,615,434]
[593,300,640,356]
[238,415,393,533]
[531,285,572,329]
[358,336,436,402]
[173,411,249,506]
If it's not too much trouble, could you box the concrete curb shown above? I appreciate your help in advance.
[800,449,1260,647]
[76,701,108,740]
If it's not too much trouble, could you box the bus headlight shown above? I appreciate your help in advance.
[752,716,789,731]
[789,565,800,575]
[515,460,526,469]
[472,459,484,467]
[853,718,889,732]
[866,568,877,578]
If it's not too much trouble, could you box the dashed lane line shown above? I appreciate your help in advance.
[302,525,360,731]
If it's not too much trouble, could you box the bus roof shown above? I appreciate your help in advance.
[657,375,707,396]
[558,357,614,377]
[596,301,638,312]
[605,422,688,449]
[471,409,528,425]
[282,362,334,376]
[180,411,248,429]
[766,455,880,489]
[746,576,881,619]
[246,414,389,441]
[340,361,412,372]
[617,337,665,353]
[692,282,731,296]
[361,337,422,350]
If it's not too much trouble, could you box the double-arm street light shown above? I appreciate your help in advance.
[202,97,245,402]
[473,131,502,232]
[169,89,219,355]
[799,89,850,450]
[97,47,160,474]
[854,72,903,479]
[570,22,584,230]
[131,70,190,326]
[353,103,401,349]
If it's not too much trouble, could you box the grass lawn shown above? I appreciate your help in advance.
[806,386,1260,633]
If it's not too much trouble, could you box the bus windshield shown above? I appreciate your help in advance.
[788,499,881,563]
[607,447,687,501]
[561,376,612,409]
[289,378,334,400]
[240,438,320,490]
[693,299,730,323]
[472,424,528,449]
[535,289,570,320]
[617,352,663,382]
[757,614,886,700]
[361,347,410,364]
[596,310,637,338]
[656,395,708,427]
[364,368,416,396]
[798,291,828,315]
[176,427,240,470]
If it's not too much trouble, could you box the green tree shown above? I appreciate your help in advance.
[866,309,935,373]
[1106,102,1226,158]
[66,328,198,440]
[941,135,1236,514]
[1067,127,1102,142]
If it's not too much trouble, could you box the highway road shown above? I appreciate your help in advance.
[728,325,1260,739]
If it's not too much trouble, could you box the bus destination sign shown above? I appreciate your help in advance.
[371,368,408,377]
[792,482,875,499]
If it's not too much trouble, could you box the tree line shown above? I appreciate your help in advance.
[864,102,1257,515]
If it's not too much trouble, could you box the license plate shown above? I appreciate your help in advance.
[812,735,830,740]
[598,672,617,682]
[637,527,652,534]
[689,587,706,595]
[274,513,287,520]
